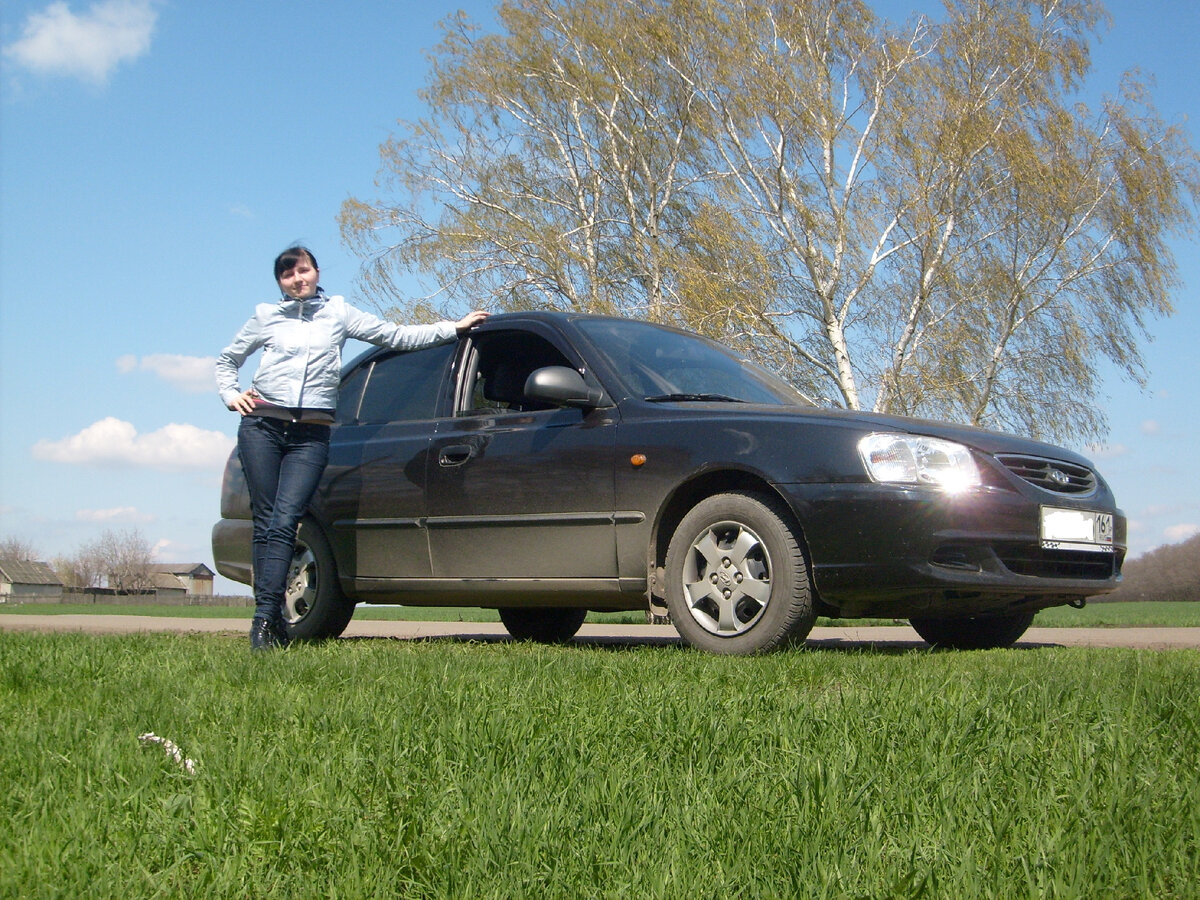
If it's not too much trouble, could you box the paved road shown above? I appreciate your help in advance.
[2,613,1199,650]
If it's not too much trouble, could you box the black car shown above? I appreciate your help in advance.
[212,312,1125,653]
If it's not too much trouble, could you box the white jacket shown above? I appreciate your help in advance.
[216,291,457,410]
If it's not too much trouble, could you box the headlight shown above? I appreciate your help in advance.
[858,433,981,492]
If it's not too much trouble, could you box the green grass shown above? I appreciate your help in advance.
[5,600,1200,627]
[1,632,1197,898]
[1032,601,1200,627]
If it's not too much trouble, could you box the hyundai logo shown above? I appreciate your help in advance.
[1048,468,1071,486]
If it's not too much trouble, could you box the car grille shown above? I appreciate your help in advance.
[929,542,1122,580]
[996,544,1122,580]
[996,454,1097,495]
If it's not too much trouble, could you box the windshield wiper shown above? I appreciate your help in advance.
[643,393,745,403]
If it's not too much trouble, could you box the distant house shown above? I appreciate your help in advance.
[148,563,215,597]
[147,572,187,599]
[0,559,64,602]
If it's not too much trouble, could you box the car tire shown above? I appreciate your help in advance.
[909,610,1036,649]
[664,491,815,654]
[498,607,588,643]
[283,520,355,641]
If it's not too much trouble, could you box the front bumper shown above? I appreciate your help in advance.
[780,482,1126,617]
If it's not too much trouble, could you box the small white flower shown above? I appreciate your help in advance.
[138,732,198,775]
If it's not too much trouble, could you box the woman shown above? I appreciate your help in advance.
[216,246,488,649]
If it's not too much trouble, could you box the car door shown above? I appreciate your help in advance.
[425,327,619,579]
[318,341,457,579]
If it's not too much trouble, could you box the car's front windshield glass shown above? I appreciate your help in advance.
[574,319,811,406]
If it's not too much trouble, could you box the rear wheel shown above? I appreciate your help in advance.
[909,610,1035,650]
[283,521,355,641]
[499,607,588,643]
[664,491,814,654]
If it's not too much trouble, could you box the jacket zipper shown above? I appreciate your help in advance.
[295,297,313,415]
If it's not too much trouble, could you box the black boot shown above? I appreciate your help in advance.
[250,616,275,651]
[270,618,291,649]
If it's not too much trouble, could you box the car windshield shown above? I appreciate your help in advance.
[574,318,811,406]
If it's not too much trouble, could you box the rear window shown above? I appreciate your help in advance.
[349,342,456,424]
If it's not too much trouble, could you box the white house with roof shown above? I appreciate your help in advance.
[0,559,64,602]
[148,563,215,597]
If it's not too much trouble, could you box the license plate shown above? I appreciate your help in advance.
[1040,507,1115,552]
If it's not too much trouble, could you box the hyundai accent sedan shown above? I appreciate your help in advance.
[212,311,1125,653]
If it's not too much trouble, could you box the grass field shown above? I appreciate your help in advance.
[1,631,1197,898]
[4,599,1200,627]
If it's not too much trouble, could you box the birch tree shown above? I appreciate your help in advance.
[341,1,728,322]
[861,0,1194,438]
[342,0,1197,444]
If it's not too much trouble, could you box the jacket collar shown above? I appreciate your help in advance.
[278,286,326,313]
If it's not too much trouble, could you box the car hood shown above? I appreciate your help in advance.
[701,402,1098,468]
[814,406,1094,464]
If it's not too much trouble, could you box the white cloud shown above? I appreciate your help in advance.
[32,417,234,470]
[1140,420,1160,436]
[3,0,159,85]
[76,506,154,523]
[118,353,216,394]
[1164,523,1200,544]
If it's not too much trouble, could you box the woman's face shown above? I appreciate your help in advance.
[277,257,320,300]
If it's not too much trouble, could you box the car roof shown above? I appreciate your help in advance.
[340,309,637,373]
[473,309,658,327]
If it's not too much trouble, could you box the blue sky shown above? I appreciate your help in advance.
[1,0,1196,593]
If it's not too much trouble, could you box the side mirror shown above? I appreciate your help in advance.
[524,366,607,409]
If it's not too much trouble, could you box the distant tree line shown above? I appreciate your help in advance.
[0,529,156,594]
[1100,533,1200,603]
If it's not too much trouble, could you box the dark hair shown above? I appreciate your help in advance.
[273,246,318,282]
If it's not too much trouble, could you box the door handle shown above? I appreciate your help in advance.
[438,444,474,467]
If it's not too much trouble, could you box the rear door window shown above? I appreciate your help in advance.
[353,342,457,425]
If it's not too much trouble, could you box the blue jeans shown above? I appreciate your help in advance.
[237,416,330,624]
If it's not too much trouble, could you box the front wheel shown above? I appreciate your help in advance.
[283,521,355,641]
[664,492,814,654]
[909,610,1035,650]
[499,607,588,643]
